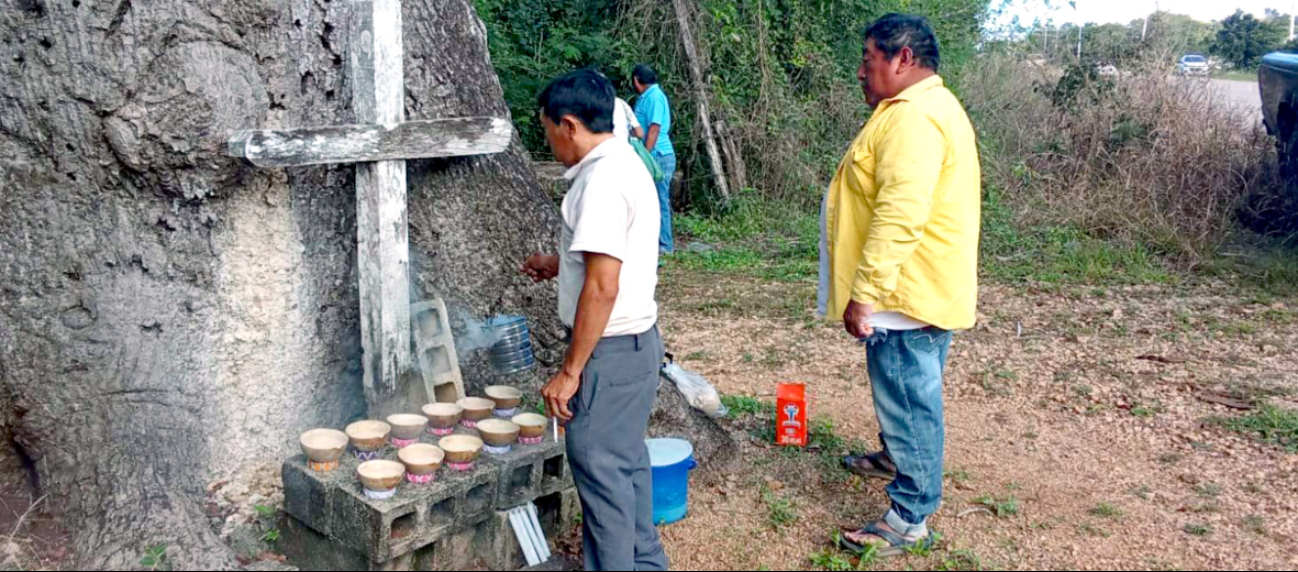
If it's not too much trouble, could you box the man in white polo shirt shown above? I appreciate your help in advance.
[521,69,668,572]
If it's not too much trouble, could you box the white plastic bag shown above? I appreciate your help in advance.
[660,356,728,418]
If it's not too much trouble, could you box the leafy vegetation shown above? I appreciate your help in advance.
[1212,404,1298,452]
[140,544,171,572]
[479,0,1298,286]
[973,494,1021,518]
[476,0,994,208]
[721,394,776,417]
[809,548,856,572]
[761,484,798,530]
[1090,502,1123,518]
[936,549,992,571]
[1213,9,1288,69]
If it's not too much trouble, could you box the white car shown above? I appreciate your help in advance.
[1178,55,1210,76]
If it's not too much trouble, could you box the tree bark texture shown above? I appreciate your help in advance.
[670,0,732,204]
[0,0,561,568]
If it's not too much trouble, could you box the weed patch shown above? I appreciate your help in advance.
[1212,404,1298,452]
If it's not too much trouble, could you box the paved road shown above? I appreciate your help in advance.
[1211,79,1262,126]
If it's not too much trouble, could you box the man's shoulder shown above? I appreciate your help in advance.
[589,141,649,176]
[918,85,971,119]
[888,89,969,131]
[644,86,667,104]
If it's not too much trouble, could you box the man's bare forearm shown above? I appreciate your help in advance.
[563,256,620,378]
[645,124,661,153]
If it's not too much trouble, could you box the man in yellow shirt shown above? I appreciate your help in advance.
[822,14,981,557]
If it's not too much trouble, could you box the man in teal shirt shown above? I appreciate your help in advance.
[633,64,676,254]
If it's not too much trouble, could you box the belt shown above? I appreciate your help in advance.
[563,324,658,352]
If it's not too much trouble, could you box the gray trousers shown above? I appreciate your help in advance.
[565,325,669,572]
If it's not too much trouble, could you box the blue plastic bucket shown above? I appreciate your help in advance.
[647,438,697,525]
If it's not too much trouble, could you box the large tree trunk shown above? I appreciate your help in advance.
[0,0,559,568]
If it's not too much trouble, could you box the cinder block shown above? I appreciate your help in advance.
[428,512,497,571]
[411,299,466,402]
[478,433,572,510]
[492,488,583,571]
[282,449,498,563]
[279,514,386,571]
[281,511,491,572]
[281,425,577,569]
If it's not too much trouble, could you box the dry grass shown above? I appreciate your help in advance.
[963,54,1280,266]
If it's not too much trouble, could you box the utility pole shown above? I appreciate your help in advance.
[1143,0,1159,42]
[1290,0,1295,42]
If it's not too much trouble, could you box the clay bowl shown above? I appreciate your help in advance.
[484,385,523,410]
[421,402,463,429]
[438,435,484,465]
[357,460,405,493]
[386,414,429,441]
[476,418,521,448]
[511,413,548,441]
[397,444,445,476]
[457,397,495,422]
[299,429,349,464]
[345,421,392,452]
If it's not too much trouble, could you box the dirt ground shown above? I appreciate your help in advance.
[653,267,1298,571]
[3,265,1293,571]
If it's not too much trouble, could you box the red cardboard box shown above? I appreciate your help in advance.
[776,383,807,447]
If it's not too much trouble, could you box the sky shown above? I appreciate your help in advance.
[1004,0,1291,27]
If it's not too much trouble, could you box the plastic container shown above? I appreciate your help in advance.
[646,438,697,525]
[487,315,536,375]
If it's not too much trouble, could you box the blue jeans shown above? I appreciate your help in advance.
[653,152,677,253]
[866,327,953,527]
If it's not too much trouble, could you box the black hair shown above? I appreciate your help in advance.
[864,13,941,72]
[632,64,658,86]
[537,69,615,134]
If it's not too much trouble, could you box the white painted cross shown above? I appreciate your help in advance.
[225,0,511,415]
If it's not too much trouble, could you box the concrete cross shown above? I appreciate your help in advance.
[225,0,511,416]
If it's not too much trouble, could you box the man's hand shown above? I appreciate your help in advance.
[844,300,875,340]
[542,369,581,422]
[521,253,559,282]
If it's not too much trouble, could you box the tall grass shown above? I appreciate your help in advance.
[962,53,1280,267]
[671,52,1296,293]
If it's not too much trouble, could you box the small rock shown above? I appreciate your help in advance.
[227,523,267,561]
[686,242,715,253]
[247,494,267,510]
[223,482,251,505]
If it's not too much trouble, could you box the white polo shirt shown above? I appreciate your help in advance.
[612,98,642,141]
[559,137,660,337]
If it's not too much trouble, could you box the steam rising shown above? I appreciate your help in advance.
[456,315,505,354]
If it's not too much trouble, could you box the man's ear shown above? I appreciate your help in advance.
[897,46,916,74]
[560,114,584,136]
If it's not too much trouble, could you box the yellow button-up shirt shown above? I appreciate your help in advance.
[825,75,981,331]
